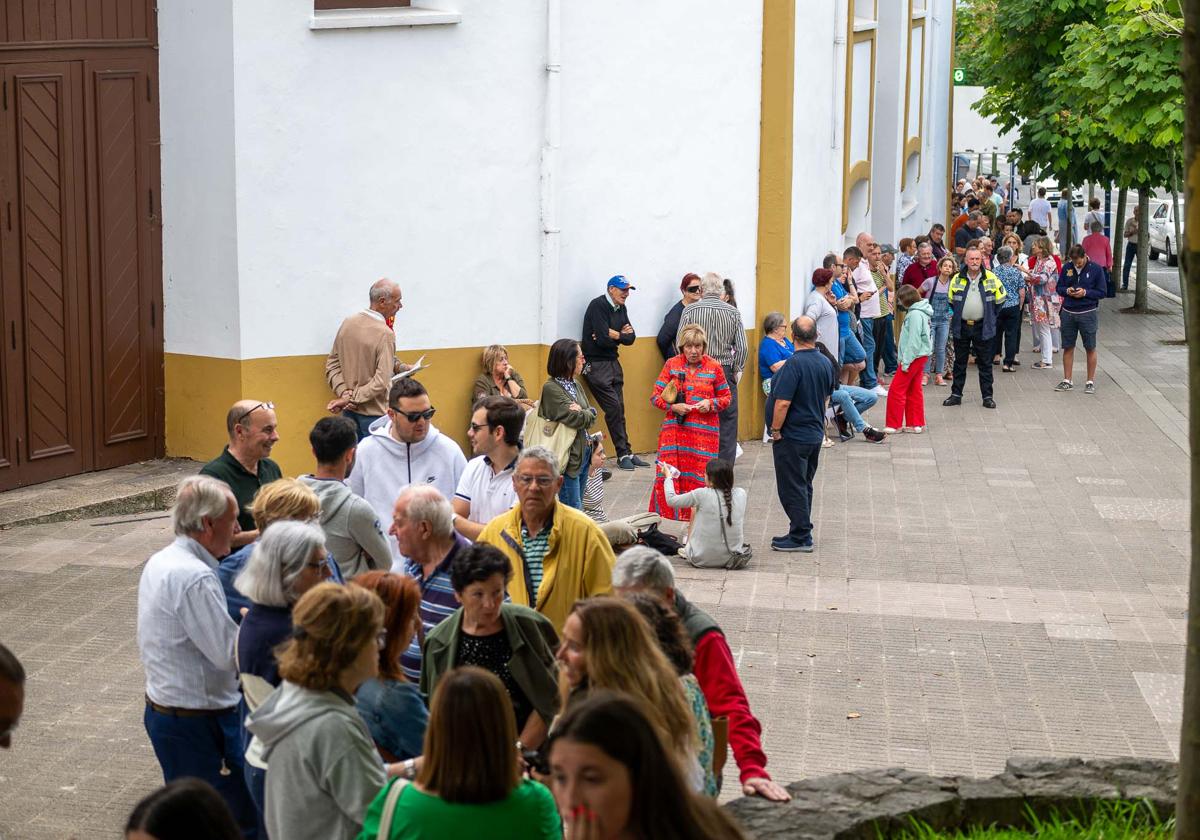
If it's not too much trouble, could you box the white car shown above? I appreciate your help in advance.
[1040,181,1086,209]
[1149,200,1185,267]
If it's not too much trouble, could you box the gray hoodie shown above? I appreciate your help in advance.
[298,476,391,579]
[247,681,387,840]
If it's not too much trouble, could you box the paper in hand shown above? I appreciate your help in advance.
[391,354,431,383]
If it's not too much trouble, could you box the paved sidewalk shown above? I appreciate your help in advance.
[0,297,1189,837]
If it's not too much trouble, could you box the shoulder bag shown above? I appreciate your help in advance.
[375,777,410,840]
[522,402,576,473]
[714,493,752,570]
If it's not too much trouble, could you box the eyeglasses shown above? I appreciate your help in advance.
[468,422,491,433]
[514,474,556,488]
[393,408,436,422]
[685,286,701,294]
[305,556,332,572]
[234,401,274,427]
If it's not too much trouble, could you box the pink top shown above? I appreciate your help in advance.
[1081,232,1113,269]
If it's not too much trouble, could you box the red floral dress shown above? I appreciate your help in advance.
[648,354,731,521]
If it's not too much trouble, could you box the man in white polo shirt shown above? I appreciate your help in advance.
[850,231,887,396]
[452,396,524,539]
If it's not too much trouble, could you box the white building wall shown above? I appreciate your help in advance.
[159,0,241,359]
[953,84,1019,158]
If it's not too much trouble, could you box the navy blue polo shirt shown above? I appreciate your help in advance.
[765,348,838,444]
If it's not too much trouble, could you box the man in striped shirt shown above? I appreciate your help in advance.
[677,272,747,462]
[391,485,468,681]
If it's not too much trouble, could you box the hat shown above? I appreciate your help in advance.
[607,275,636,291]
[880,243,897,255]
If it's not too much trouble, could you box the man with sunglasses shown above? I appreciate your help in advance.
[349,377,466,568]
[200,400,282,549]
[452,395,524,540]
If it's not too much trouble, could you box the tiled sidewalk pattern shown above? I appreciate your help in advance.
[0,299,1190,837]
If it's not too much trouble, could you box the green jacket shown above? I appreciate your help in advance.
[538,379,596,477]
[420,603,561,724]
[898,298,934,371]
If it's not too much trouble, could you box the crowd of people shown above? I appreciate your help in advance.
[0,176,1103,839]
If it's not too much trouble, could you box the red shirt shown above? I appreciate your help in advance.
[1081,233,1113,269]
[693,629,769,784]
[902,258,939,290]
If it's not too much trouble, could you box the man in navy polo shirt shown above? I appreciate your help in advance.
[766,316,838,553]
[1054,244,1108,395]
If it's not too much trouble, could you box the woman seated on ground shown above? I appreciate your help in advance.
[658,458,748,570]
[556,597,705,792]
[126,778,242,840]
[648,324,730,526]
[548,692,748,840]
[247,582,399,840]
[420,543,559,750]
[625,593,718,797]
[234,520,334,825]
[472,345,535,411]
[359,667,561,840]
[219,478,342,621]
[353,571,429,763]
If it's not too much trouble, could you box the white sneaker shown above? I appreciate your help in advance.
[883,427,899,434]
[910,426,924,434]
[873,385,889,397]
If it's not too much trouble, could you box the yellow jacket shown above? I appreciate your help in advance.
[477,502,616,634]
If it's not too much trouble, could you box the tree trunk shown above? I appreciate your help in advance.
[1134,191,1150,313]
[1176,1,1200,837]
[1113,186,1128,291]
[1172,148,1190,340]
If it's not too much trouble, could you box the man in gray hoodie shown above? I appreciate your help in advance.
[349,377,467,568]
[299,416,391,579]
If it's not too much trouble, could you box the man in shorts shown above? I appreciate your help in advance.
[1054,244,1107,395]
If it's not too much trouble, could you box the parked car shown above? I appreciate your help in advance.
[1149,200,1185,267]
[1041,181,1086,209]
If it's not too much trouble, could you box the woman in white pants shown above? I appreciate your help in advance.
[1028,237,1061,370]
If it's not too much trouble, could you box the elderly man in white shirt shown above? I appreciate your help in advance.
[138,474,258,836]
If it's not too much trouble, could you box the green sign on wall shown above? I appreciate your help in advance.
[953,67,971,85]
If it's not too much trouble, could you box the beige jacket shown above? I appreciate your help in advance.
[325,310,401,417]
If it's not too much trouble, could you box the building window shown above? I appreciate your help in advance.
[842,1,877,232]
[901,0,927,190]
[315,0,411,9]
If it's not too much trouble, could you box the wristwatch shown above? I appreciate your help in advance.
[402,758,417,779]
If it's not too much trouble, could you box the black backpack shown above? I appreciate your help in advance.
[637,523,681,555]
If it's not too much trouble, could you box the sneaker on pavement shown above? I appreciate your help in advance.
[908,426,924,434]
[629,455,652,468]
[1054,379,1073,392]
[883,427,899,434]
[1085,381,1096,394]
[617,455,635,471]
[771,538,814,553]
[873,384,889,397]
[862,426,887,443]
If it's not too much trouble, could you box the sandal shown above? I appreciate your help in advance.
[921,375,929,386]
[1032,362,1052,370]
[1002,365,1015,372]
[934,375,947,386]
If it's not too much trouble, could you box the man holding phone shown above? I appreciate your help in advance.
[1054,244,1107,395]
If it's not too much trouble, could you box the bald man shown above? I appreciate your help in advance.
[326,278,405,440]
[850,231,885,394]
[199,399,282,547]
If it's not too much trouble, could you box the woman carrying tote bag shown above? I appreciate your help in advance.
[534,338,598,511]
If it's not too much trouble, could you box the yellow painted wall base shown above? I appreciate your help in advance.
[166,338,762,477]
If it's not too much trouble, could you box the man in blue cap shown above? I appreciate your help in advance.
[581,276,649,471]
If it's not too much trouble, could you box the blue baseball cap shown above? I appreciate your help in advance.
[607,275,636,291]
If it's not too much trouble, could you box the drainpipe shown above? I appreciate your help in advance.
[832,0,847,151]
[539,0,562,347]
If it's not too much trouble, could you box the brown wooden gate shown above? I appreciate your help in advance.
[0,2,162,490]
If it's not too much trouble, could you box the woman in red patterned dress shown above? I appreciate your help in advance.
[649,324,731,520]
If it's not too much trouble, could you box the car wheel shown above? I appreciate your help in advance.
[1167,238,1178,267]
[1150,246,1161,260]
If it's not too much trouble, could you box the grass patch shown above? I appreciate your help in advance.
[891,799,1173,839]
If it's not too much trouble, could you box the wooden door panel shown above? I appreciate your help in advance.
[7,62,87,482]
[87,59,157,467]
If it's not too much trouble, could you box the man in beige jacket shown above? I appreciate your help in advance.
[326,278,404,439]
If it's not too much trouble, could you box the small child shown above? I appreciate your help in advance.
[885,285,933,434]
[660,458,750,569]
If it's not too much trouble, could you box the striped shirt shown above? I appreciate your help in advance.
[521,517,553,600]
[676,296,747,371]
[400,537,468,681]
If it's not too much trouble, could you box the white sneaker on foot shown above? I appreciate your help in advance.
[874,385,889,397]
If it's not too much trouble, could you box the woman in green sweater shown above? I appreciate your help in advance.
[357,667,560,840]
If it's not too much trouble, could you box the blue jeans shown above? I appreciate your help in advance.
[881,314,898,374]
[830,385,878,431]
[772,439,821,544]
[925,293,950,375]
[144,704,259,838]
[557,444,592,510]
[1122,242,1136,289]
[343,410,380,441]
[858,318,878,388]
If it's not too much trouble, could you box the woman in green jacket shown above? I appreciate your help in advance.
[419,543,560,750]
[539,338,597,510]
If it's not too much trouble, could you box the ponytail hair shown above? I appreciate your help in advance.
[706,459,735,525]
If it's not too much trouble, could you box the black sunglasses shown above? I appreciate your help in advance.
[685,285,701,293]
[234,401,274,427]
[393,408,436,422]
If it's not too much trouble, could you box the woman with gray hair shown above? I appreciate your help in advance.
[757,312,794,442]
[233,520,332,828]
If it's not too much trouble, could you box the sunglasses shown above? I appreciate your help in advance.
[468,421,491,433]
[234,401,274,427]
[685,286,701,293]
[393,408,436,422]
